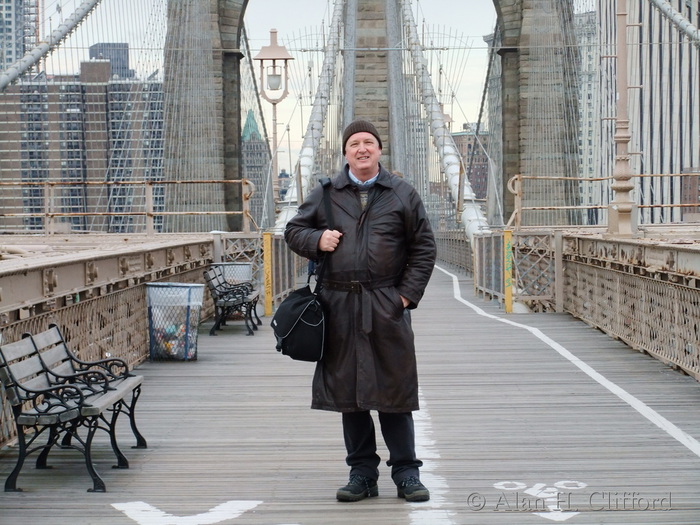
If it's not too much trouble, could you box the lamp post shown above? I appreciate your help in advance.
[254,29,294,203]
[608,1,637,236]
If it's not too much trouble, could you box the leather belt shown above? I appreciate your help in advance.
[324,280,363,293]
[324,275,401,293]
[323,275,403,334]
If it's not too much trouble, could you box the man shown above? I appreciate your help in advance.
[284,119,436,502]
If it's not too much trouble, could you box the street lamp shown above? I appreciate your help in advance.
[608,1,637,236]
[254,29,294,203]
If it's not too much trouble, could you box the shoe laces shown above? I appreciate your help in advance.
[399,475,422,488]
[349,474,372,488]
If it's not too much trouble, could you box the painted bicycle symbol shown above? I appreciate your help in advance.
[493,480,588,522]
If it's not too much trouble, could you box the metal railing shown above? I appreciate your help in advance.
[0,179,256,235]
[507,172,700,229]
[434,229,474,275]
[473,227,700,381]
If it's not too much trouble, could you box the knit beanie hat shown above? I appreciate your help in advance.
[342,119,383,153]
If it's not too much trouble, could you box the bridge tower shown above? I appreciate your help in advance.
[492,0,582,225]
[163,0,246,232]
[208,0,581,227]
[341,0,398,172]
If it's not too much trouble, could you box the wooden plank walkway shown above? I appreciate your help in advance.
[2,265,700,524]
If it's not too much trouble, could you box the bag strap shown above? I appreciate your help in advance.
[312,177,334,295]
[321,177,335,229]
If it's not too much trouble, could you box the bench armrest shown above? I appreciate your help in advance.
[71,356,131,379]
[49,369,112,395]
[17,382,85,407]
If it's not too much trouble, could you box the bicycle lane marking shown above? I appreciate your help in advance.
[435,264,700,459]
[409,389,457,524]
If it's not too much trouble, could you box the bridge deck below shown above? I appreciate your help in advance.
[2,266,700,524]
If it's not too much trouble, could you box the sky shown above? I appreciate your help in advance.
[244,0,498,174]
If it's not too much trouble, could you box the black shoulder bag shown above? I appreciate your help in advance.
[271,178,334,362]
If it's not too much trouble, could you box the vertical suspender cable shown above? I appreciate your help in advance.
[400,0,489,242]
[273,0,345,232]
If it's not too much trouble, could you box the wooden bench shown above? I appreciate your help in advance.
[215,263,261,332]
[203,264,261,336]
[0,326,146,492]
[32,324,147,451]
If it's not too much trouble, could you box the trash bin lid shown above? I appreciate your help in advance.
[146,283,204,307]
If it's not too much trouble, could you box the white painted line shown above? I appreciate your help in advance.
[436,265,700,459]
[411,390,456,524]
[111,501,262,525]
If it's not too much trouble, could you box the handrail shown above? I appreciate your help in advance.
[506,172,700,229]
[0,179,255,234]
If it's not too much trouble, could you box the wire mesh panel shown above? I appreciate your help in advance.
[512,232,556,311]
[147,283,204,361]
[213,262,253,284]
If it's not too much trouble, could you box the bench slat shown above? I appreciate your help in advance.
[39,344,72,371]
[0,337,35,364]
[30,326,63,350]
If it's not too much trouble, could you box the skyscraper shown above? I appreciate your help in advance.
[0,60,165,233]
[1,0,38,70]
[89,43,135,78]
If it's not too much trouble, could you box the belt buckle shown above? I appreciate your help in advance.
[350,281,361,293]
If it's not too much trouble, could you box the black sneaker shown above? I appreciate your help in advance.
[397,476,430,502]
[336,474,379,502]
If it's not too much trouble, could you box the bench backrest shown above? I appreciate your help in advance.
[0,335,53,406]
[30,324,77,378]
[205,267,227,289]
[204,268,237,300]
[203,268,221,297]
[208,264,254,293]
[213,263,253,284]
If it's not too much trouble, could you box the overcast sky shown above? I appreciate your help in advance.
[245,0,497,46]
[244,0,497,172]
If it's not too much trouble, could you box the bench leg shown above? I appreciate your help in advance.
[81,417,107,492]
[60,421,77,447]
[36,426,60,469]
[244,303,255,336]
[6,423,62,491]
[126,385,148,449]
[4,424,29,492]
[105,402,129,469]
[251,297,262,326]
[248,300,259,332]
[210,306,224,335]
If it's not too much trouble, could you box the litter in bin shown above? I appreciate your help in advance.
[146,283,204,361]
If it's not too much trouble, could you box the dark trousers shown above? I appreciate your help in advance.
[342,410,423,484]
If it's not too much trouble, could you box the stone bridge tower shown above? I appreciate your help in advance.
[189,0,579,228]
[340,0,581,223]
[163,0,247,232]
[492,0,581,225]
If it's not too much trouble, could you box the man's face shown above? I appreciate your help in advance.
[344,132,381,180]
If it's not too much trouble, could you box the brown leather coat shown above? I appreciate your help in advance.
[284,165,436,412]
